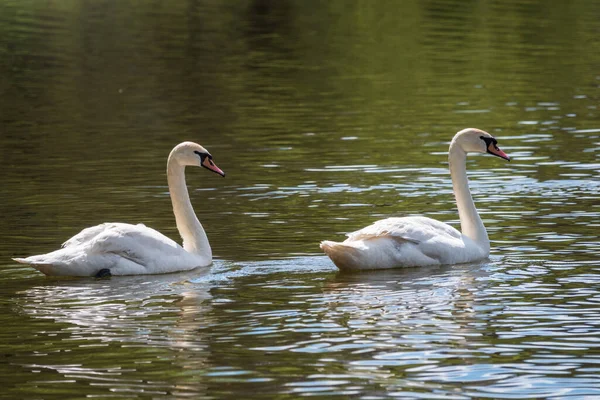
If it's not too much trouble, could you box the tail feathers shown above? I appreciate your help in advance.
[13,257,46,265]
[320,240,365,271]
[13,257,56,275]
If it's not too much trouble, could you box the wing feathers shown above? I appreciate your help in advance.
[345,216,460,244]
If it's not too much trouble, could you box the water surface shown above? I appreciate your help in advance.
[1,0,600,398]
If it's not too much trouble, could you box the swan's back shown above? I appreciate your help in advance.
[346,216,462,243]
[61,223,143,248]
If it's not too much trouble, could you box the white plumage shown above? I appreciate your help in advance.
[321,128,511,271]
[321,216,484,270]
[14,142,225,277]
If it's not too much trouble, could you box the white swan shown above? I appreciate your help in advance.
[320,128,510,271]
[13,142,225,277]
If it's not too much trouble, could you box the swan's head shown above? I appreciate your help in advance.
[170,141,225,177]
[453,128,510,161]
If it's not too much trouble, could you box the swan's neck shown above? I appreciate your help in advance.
[167,159,211,259]
[448,144,489,252]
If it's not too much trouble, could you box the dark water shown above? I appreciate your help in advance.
[1,0,600,398]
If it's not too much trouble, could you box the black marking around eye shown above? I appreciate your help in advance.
[480,136,499,155]
[480,136,497,146]
[194,150,212,161]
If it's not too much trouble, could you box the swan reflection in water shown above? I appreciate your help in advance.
[16,267,216,395]
[19,269,214,346]
[15,256,498,396]
[303,260,494,386]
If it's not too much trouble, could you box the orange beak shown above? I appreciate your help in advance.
[202,157,226,177]
[487,143,510,161]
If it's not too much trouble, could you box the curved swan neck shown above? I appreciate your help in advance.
[167,157,212,259]
[448,142,489,251]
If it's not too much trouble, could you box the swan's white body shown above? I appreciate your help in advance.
[14,142,225,277]
[321,128,510,271]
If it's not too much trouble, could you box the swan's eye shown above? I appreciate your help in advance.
[194,150,209,162]
[480,136,498,148]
